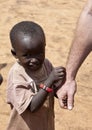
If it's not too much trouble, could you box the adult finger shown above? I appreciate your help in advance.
[58,95,68,108]
[67,94,74,110]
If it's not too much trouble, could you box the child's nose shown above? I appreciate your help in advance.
[30,58,36,63]
[30,58,38,64]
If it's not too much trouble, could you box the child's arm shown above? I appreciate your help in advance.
[29,66,66,112]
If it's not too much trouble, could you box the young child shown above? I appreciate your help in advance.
[6,21,66,130]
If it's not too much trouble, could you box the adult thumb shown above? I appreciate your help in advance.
[67,94,74,110]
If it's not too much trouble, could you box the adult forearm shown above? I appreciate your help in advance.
[66,38,91,80]
[66,2,92,80]
[57,0,92,110]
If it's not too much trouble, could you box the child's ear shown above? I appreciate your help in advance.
[11,49,17,59]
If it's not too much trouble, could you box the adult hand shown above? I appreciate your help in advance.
[57,79,77,110]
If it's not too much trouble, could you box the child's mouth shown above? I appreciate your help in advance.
[29,62,40,70]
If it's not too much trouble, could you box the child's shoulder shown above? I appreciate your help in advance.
[8,62,24,75]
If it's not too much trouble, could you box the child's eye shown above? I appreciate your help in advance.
[22,54,27,57]
[22,54,31,58]
[38,53,44,56]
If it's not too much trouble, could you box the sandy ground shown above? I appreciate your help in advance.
[0,0,92,130]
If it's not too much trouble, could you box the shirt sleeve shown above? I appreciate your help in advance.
[7,67,37,115]
[15,82,37,114]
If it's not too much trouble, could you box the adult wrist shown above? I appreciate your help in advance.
[66,65,78,81]
[66,71,76,81]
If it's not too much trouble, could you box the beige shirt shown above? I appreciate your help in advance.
[6,59,55,130]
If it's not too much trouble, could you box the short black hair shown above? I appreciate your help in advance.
[10,21,46,48]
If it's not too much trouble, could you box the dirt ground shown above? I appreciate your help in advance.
[0,0,92,130]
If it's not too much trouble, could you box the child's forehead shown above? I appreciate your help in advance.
[18,34,42,45]
[15,33,44,50]
[17,31,42,40]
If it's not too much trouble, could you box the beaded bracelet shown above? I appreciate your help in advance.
[40,84,53,92]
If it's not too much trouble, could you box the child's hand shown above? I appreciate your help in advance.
[44,67,66,87]
[49,67,65,82]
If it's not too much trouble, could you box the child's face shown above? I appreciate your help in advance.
[14,34,45,71]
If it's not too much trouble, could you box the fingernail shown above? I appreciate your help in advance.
[68,106,72,110]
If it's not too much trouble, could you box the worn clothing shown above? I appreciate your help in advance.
[6,59,56,130]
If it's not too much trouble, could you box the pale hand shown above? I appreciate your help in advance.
[56,79,77,110]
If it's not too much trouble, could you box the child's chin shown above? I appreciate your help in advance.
[29,65,41,71]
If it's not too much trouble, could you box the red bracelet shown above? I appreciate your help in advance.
[40,84,53,93]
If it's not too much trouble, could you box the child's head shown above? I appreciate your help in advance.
[10,21,46,71]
